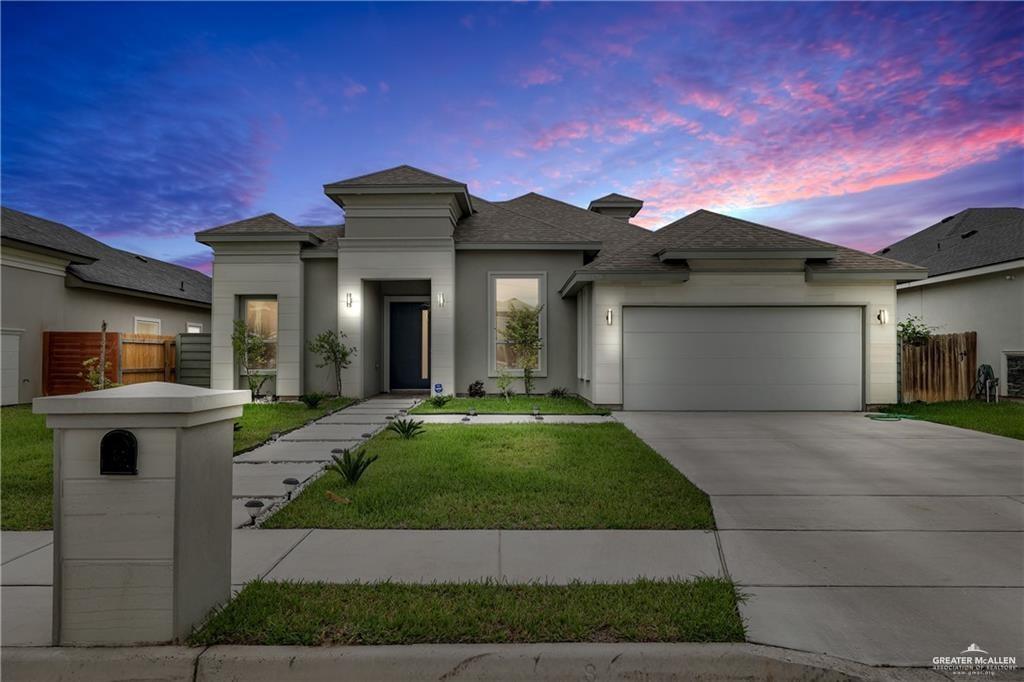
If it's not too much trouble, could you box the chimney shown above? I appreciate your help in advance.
[587,193,643,222]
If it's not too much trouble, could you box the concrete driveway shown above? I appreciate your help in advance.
[615,411,1024,667]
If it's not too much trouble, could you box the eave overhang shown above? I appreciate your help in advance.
[804,266,928,283]
[65,273,211,309]
[324,183,474,216]
[455,241,602,252]
[194,231,323,247]
[1,236,98,265]
[559,269,690,297]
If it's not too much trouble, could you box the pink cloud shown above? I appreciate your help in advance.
[343,81,367,98]
[532,119,591,150]
[518,66,562,87]
[937,72,969,87]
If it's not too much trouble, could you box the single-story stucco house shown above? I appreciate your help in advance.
[879,207,1023,398]
[195,165,926,410]
[1,207,212,405]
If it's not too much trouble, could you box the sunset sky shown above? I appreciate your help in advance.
[2,2,1021,274]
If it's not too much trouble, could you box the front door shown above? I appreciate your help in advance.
[389,301,430,390]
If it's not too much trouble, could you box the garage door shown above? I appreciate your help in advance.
[623,307,863,411]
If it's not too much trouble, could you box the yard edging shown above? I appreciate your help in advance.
[232,396,361,457]
[0,642,936,681]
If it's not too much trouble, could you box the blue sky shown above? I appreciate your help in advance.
[2,2,1022,274]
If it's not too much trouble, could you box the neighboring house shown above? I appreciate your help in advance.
[1,207,212,405]
[879,208,1024,397]
[195,165,925,410]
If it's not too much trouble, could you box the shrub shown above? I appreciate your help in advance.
[548,387,569,398]
[299,392,325,409]
[328,449,378,486]
[496,368,515,400]
[387,417,426,439]
[429,394,451,408]
[79,357,120,391]
[897,315,935,346]
[467,380,486,398]
[307,330,357,396]
[231,319,271,399]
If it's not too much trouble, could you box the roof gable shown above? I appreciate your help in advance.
[878,208,1024,276]
[325,164,464,188]
[196,213,309,237]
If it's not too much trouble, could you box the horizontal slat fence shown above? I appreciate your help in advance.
[42,332,120,396]
[900,331,977,403]
[42,331,180,395]
[176,333,211,388]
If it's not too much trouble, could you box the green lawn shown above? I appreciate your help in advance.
[190,578,745,646]
[0,398,354,530]
[881,400,1024,440]
[233,397,354,453]
[410,395,608,415]
[263,423,713,529]
[1,405,53,530]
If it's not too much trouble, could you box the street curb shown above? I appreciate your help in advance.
[1,642,950,681]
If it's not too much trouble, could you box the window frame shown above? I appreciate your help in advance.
[487,271,547,378]
[185,322,203,334]
[239,296,279,374]
[133,316,162,335]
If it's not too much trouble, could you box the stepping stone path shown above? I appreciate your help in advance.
[232,396,419,528]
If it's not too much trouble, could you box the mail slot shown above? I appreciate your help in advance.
[100,429,138,475]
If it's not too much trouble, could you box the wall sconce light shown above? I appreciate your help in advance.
[436,292,446,308]
[345,292,353,308]
[876,309,889,325]
[606,308,614,325]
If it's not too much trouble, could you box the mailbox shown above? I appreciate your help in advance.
[100,429,138,475]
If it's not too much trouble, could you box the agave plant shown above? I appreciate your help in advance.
[328,449,379,486]
[386,417,426,439]
[299,392,325,409]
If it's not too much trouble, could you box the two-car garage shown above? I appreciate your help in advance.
[622,306,864,411]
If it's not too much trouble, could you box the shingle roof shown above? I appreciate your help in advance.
[2,206,211,306]
[325,164,464,188]
[580,209,924,274]
[455,196,597,245]
[195,213,310,237]
[589,192,643,204]
[296,225,344,252]
[877,208,1024,277]
[498,192,650,249]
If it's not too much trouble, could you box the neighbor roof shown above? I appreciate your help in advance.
[325,164,464,188]
[2,206,211,306]
[877,208,1024,277]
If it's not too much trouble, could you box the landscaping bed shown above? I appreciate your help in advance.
[880,400,1024,440]
[262,423,713,529]
[410,395,608,415]
[190,578,744,646]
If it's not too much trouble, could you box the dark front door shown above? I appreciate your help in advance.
[389,301,430,390]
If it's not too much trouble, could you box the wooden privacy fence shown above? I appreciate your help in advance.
[42,331,177,395]
[900,331,977,403]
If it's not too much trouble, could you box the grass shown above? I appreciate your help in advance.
[0,398,355,530]
[233,396,354,453]
[410,395,609,415]
[880,400,1024,440]
[1,405,53,530]
[263,423,713,529]
[189,578,745,646]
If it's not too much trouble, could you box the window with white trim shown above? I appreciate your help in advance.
[241,297,278,370]
[134,316,161,335]
[489,273,546,376]
[186,322,203,334]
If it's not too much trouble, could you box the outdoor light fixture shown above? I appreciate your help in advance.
[876,309,889,325]
[283,477,300,499]
[346,292,353,308]
[436,292,446,308]
[606,308,614,325]
[244,499,264,523]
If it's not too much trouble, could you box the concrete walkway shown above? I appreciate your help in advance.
[616,411,1024,667]
[414,414,615,424]
[231,396,418,527]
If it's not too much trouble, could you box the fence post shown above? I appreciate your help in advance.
[163,339,172,381]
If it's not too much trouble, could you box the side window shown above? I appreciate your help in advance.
[186,322,203,334]
[134,317,161,335]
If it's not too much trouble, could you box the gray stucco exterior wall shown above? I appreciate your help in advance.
[897,266,1024,396]
[454,250,583,396]
[302,258,340,395]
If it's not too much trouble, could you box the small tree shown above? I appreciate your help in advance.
[307,330,357,396]
[503,302,544,395]
[232,319,271,399]
[79,357,119,391]
[897,315,935,347]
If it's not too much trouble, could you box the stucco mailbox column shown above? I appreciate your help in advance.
[33,382,250,646]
